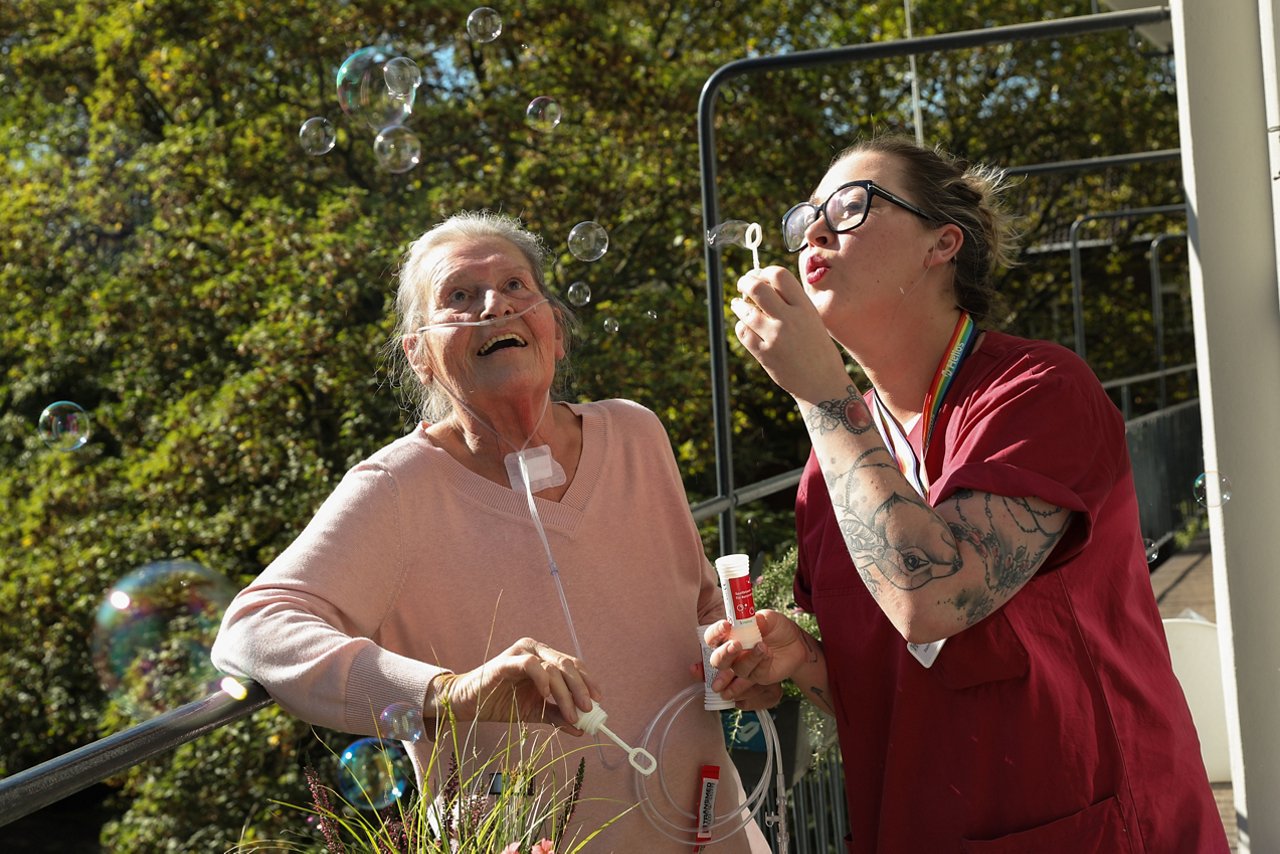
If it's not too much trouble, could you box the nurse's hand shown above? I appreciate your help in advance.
[704,610,811,701]
[731,266,849,406]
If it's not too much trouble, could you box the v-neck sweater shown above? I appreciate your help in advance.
[212,399,769,852]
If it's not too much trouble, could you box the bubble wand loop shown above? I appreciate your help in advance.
[739,222,764,310]
[744,222,763,271]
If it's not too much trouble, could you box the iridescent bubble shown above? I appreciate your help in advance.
[338,738,412,810]
[568,221,608,262]
[38,400,91,451]
[90,560,237,718]
[1193,471,1232,508]
[644,309,658,321]
[382,57,422,98]
[602,317,620,334]
[298,117,336,156]
[525,96,562,133]
[566,281,591,306]
[379,702,425,742]
[466,7,503,42]
[374,125,421,173]
[706,219,751,248]
[1143,539,1159,564]
[336,46,415,131]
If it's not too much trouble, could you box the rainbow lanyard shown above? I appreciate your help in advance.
[870,311,979,500]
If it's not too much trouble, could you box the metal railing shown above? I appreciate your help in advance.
[0,382,1202,844]
[697,4,1174,555]
[0,681,272,827]
[1102,362,1196,420]
[3,7,1192,851]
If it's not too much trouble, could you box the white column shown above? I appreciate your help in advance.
[1172,1,1280,850]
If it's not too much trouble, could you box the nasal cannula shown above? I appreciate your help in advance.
[415,286,789,850]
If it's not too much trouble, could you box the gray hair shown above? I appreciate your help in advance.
[390,211,578,423]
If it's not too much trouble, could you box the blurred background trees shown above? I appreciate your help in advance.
[0,0,1185,848]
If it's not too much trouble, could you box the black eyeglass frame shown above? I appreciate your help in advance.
[781,180,936,252]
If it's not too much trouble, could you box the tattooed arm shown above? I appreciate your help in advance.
[805,385,1072,644]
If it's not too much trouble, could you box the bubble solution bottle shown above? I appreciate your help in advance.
[714,554,761,650]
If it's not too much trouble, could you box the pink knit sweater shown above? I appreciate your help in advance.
[212,399,770,852]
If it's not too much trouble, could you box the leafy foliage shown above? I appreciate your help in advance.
[0,0,1187,847]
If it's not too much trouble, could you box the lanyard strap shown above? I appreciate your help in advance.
[870,311,979,499]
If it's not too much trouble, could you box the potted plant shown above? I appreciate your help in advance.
[232,707,627,853]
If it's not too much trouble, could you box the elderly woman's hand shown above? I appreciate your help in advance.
[430,637,599,734]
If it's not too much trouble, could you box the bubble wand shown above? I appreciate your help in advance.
[739,222,763,309]
[744,222,762,270]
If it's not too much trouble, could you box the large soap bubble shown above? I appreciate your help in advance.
[382,57,422,98]
[379,702,425,742]
[525,96,562,133]
[374,125,422,173]
[91,560,237,718]
[298,117,336,156]
[566,281,592,306]
[38,400,91,451]
[466,7,503,42]
[1193,471,1232,508]
[706,219,751,248]
[568,221,609,262]
[338,737,413,809]
[337,46,416,131]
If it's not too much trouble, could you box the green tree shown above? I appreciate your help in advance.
[0,0,1184,847]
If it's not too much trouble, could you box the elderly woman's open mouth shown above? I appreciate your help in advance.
[477,333,527,356]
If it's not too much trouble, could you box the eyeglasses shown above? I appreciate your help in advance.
[781,180,935,252]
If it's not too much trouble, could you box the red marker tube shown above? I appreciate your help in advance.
[692,764,720,850]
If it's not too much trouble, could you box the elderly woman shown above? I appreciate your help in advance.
[211,211,773,852]
[708,135,1227,852]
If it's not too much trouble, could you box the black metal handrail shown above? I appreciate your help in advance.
[0,381,1201,831]
[2,3,1182,836]
[0,681,272,827]
[697,5,1173,554]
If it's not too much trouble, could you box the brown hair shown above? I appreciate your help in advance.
[834,134,1020,323]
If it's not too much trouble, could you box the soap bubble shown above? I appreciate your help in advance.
[706,219,751,248]
[525,96,562,133]
[566,281,591,306]
[602,317,619,334]
[338,738,412,809]
[1193,471,1232,507]
[337,46,415,131]
[568,221,608,262]
[644,309,658,321]
[90,560,237,718]
[373,125,421,173]
[466,7,503,42]
[298,117,336,156]
[379,702,425,742]
[38,400,91,451]
[382,57,422,98]
[1143,539,1159,564]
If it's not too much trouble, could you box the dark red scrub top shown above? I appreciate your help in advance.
[795,332,1227,853]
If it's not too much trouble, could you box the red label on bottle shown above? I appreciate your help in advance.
[725,575,756,621]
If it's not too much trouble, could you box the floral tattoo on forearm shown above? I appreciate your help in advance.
[808,392,1068,621]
